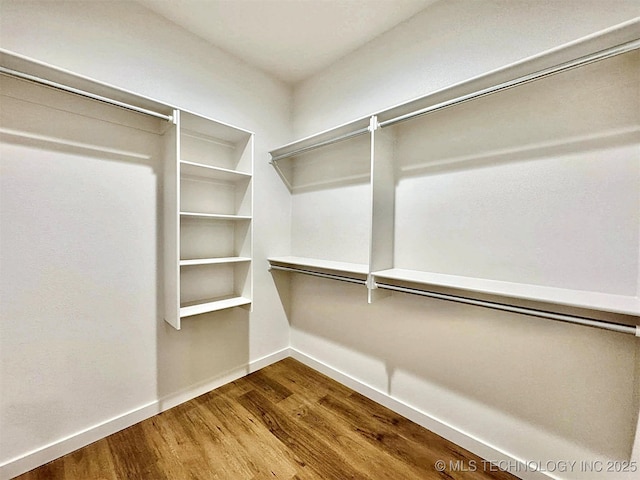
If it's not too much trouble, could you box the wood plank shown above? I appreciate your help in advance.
[192,389,300,479]
[279,393,426,480]
[237,388,369,480]
[320,392,514,480]
[243,368,293,403]
[261,357,355,401]
[268,359,512,480]
[106,422,170,480]
[63,441,119,480]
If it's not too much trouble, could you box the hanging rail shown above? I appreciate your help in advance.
[270,126,370,163]
[0,66,173,122]
[379,38,640,128]
[269,265,367,285]
[375,283,640,337]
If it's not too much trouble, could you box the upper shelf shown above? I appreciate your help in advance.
[268,256,369,278]
[180,212,251,221]
[180,256,251,267]
[373,268,640,317]
[180,111,252,144]
[268,19,640,161]
[180,111,253,174]
[270,117,372,162]
[0,50,174,124]
[180,160,251,182]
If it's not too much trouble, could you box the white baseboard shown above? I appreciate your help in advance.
[289,348,551,480]
[0,347,289,480]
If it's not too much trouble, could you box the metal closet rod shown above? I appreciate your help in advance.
[379,38,640,128]
[376,283,639,337]
[270,37,640,161]
[0,66,173,122]
[271,126,370,163]
[269,265,367,285]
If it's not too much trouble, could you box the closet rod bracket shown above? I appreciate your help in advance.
[269,264,367,285]
[368,115,380,132]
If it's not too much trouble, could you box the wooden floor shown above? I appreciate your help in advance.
[16,358,517,480]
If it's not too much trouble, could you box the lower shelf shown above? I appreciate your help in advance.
[180,256,251,266]
[373,268,640,317]
[268,256,368,276]
[180,296,251,318]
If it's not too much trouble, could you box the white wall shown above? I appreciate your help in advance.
[290,1,640,479]
[294,0,640,137]
[0,0,291,476]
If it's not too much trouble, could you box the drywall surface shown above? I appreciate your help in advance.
[290,1,640,478]
[293,0,640,137]
[0,0,291,472]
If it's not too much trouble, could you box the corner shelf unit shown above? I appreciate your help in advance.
[268,21,640,334]
[165,110,253,330]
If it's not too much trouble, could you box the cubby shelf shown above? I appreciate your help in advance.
[180,296,252,318]
[180,257,251,267]
[180,160,251,182]
[179,212,252,220]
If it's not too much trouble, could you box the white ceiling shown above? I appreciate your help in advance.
[138,0,436,84]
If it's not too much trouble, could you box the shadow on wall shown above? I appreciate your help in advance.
[273,133,371,194]
[270,268,293,320]
[279,275,640,462]
[155,308,250,403]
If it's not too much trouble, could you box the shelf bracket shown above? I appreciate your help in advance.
[367,273,393,304]
[368,115,379,133]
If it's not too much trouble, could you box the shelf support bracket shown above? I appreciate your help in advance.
[367,274,392,304]
[368,115,379,133]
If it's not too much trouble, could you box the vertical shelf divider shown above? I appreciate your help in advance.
[368,116,396,303]
[163,109,180,329]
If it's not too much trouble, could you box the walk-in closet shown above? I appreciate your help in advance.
[1,2,639,480]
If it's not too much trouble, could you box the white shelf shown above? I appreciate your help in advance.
[180,212,251,220]
[373,268,640,316]
[180,296,252,318]
[180,256,251,267]
[268,256,369,276]
[164,110,253,329]
[180,160,251,182]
